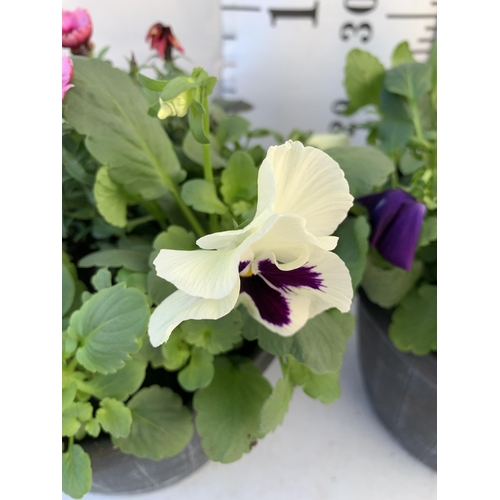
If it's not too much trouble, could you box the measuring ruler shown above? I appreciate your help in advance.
[219,0,437,144]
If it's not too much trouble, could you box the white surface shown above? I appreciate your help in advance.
[64,320,437,500]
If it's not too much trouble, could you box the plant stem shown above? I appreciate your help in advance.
[140,200,168,230]
[170,187,206,238]
[202,94,219,234]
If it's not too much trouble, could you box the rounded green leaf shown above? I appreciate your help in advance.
[70,284,150,374]
[391,41,415,67]
[181,179,228,215]
[220,152,258,206]
[258,377,294,436]
[384,62,432,102]
[325,146,395,198]
[62,264,76,317]
[91,268,112,292]
[62,444,92,499]
[182,131,227,169]
[161,328,191,370]
[96,398,133,438]
[94,166,129,228]
[194,356,272,463]
[78,249,150,273]
[389,284,437,355]
[112,385,194,460]
[178,347,215,391]
[216,115,251,145]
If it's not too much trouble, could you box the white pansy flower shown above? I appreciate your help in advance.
[148,140,354,347]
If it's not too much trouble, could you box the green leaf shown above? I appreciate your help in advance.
[70,284,149,374]
[181,310,244,354]
[134,332,165,368]
[361,252,423,308]
[333,216,370,290]
[62,148,94,186]
[62,401,93,436]
[220,152,258,206]
[93,166,129,228]
[86,358,147,401]
[384,62,432,102]
[137,73,169,92]
[418,215,437,248]
[115,268,148,293]
[399,151,425,175]
[178,347,215,391]
[160,76,198,102]
[113,385,194,460]
[377,119,414,157]
[85,418,101,437]
[79,249,150,273]
[241,308,354,374]
[182,131,227,169]
[153,225,197,252]
[344,49,385,115]
[194,356,272,462]
[389,284,437,354]
[161,328,191,370]
[181,179,228,215]
[188,98,210,144]
[429,40,437,109]
[325,146,395,198]
[62,264,76,317]
[62,444,92,499]
[391,41,415,67]
[379,89,412,121]
[91,268,112,291]
[63,57,184,201]
[96,398,133,438]
[147,271,177,305]
[258,377,294,435]
[62,382,78,411]
[62,417,81,437]
[216,115,251,145]
[288,356,341,404]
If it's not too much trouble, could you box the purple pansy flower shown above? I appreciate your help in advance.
[148,141,354,346]
[356,189,426,271]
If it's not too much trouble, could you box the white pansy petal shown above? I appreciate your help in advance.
[257,140,354,236]
[316,236,339,251]
[148,284,240,347]
[254,154,278,219]
[154,248,241,300]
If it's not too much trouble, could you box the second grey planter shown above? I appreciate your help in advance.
[85,348,275,495]
[357,290,437,470]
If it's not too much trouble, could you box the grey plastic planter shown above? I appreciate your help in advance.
[357,290,437,470]
[85,348,275,495]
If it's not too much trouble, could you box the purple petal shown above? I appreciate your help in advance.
[258,259,323,291]
[240,275,291,327]
[376,200,426,271]
[238,260,250,273]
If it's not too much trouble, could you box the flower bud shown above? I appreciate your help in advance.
[146,23,184,61]
[62,56,74,101]
[157,90,193,119]
[62,9,93,51]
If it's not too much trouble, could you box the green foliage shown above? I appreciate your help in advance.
[178,347,215,391]
[62,444,92,499]
[220,152,258,207]
[391,41,415,67]
[181,179,228,215]
[384,62,432,102]
[182,131,227,169]
[79,249,150,273]
[418,215,437,247]
[161,328,191,370]
[96,398,133,438]
[69,284,149,374]
[216,115,251,146]
[258,377,294,436]
[389,284,437,354]
[90,268,112,291]
[194,356,272,463]
[62,264,76,317]
[93,166,130,228]
[325,146,395,198]
[113,385,194,460]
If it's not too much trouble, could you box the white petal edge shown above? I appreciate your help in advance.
[148,282,240,347]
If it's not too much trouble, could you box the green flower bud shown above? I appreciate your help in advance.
[157,90,193,119]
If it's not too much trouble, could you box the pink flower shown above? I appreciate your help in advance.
[62,56,74,100]
[146,23,184,60]
[62,8,92,48]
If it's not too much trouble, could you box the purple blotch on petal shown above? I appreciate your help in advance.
[258,259,324,291]
[239,260,250,273]
[240,275,291,326]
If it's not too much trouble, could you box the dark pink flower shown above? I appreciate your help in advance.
[62,56,74,101]
[356,189,426,271]
[146,23,184,60]
[62,8,92,49]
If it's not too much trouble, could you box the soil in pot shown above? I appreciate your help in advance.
[357,289,437,470]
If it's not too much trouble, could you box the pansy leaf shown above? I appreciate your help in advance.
[344,49,385,115]
[418,215,437,247]
[85,418,101,438]
[91,268,112,292]
[96,398,133,438]
[62,264,76,317]
[137,73,169,93]
[69,284,149,374]
[333,215,370,290]
[177,347,215,391]
[379,89,412,121]
[377,119,414,157]
[161,328,191,370]
[220,152,258,206]
[258,377,294,436]
[147,271,177,306]
[181,179,228,215]
[384,62,432,102]
[86,358,147,401]
[389,284,437,355]
[134,332,165,368]
[182,131,227,169]
[115,268,148,293]
[216,115,251,145]
[62,147,94,186]
[399,151,425,175]
[93,166,130,228]
[112,385,194,460]
[194,356,272,463]
[78,249,150,273]
[391,41,415,67]
[188,98,210,144]
[62,444,92,499]
[325,146,395,198]
[160,77,198,102]
[63,57,185,201]
[62,382,78,411]
[361,252,423,308]
[181,310,244,354]
[241,308,354,375]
